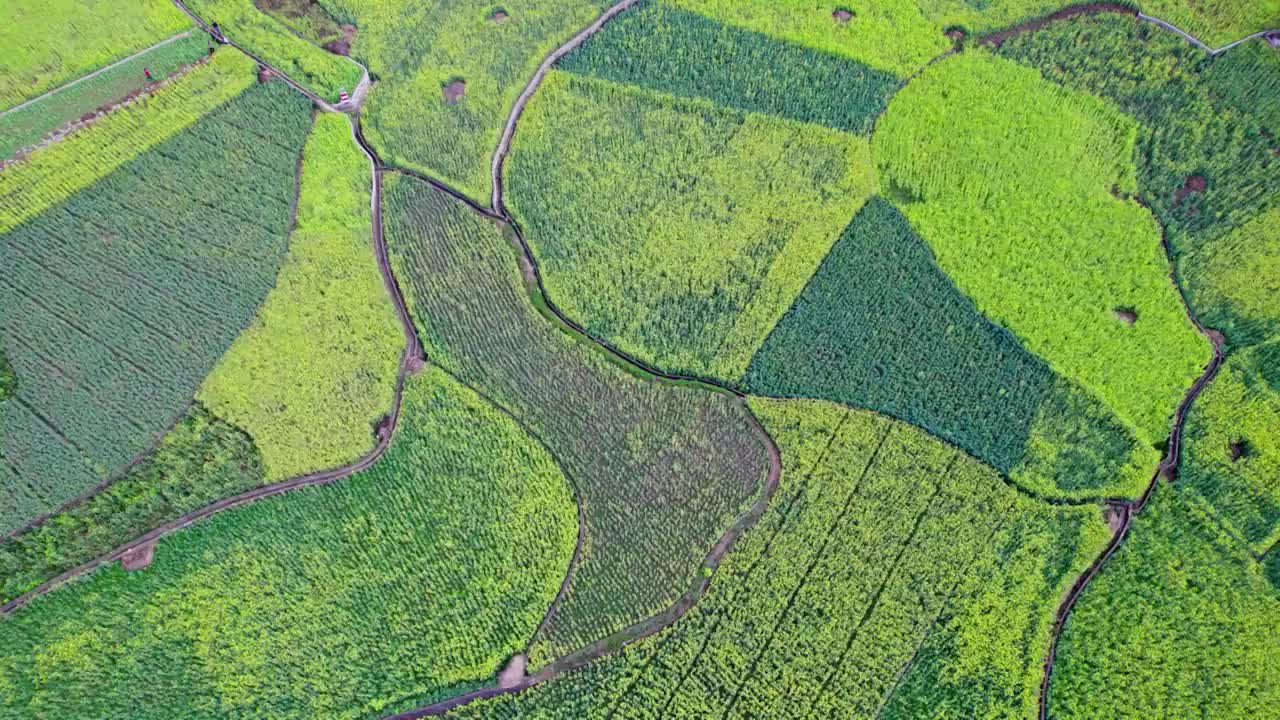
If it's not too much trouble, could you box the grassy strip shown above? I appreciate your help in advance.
[0,367,577,719]
[0,34,209,161]
[197,113,402,481]
[184,0,362,103]
[442,397,1110,719]
[0,49,256,233]
[321,0,609,201]
[872,49,1208,444]
[0,0,190,109]
[507,71,877,382]
[747,197,1153,497]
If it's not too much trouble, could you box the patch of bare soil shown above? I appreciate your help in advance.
[258,65,275,83]
[324,24,357,56]
[1113,307,1138,325]
[979,3,1136,48]
[833,7,854,23]
[490,8,510,23]
[1103,506,1125,533]
[497,654,527,689]
[443,79,467,105]
[945,26,967,41]
[120,543,155,571]
[1229,439,1250,462]
[406,353,426,375]
[374,413,393,441]
[1173,173,1207,206]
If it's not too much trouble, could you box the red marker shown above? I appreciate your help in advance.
[144,68,152,81]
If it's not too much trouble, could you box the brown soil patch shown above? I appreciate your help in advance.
[374,413,393,441]
[945,27,967,40]
[120,543,155,571]
[497,654,527,689]
[324,24,357,55]
[1113,307,1138,325]
[979,3,1136,48]
[1229,439,1249,462]
[1173,174,1207,206]
[406,354,426,375]
[490,9,510,23]
[833,8,854,22]
[443,79,467,105]
[258,66,275,83]
[1103,506,1125,533]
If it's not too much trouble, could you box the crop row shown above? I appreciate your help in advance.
[0,367,577,719]
[0,78,311,533]
[382,173,772,665]
[444,397,1110,719]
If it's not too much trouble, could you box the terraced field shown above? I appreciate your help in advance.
[1,1,1277,718]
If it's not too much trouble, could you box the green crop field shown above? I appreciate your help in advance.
[746,197,1153,498]
[321,0,609,201]
[0,0,190,111]
[383,174,771,664]
[873,48,1209,445]
[1,0,1277,718]
[0,61,311,533]
[1050,486,1280,718]
[507,70,877,382]
[197,112,402,481]
[0,367,577,719]
[441,397,1110,719]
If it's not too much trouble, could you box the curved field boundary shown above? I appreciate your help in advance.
[0,31,196,118]
[1037,197,1226,720]
[490,0,644,212]
[170,0,369,113]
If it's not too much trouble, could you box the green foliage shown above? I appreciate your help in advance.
[0,33,209,161]
[0,0,190,110]
[508,70,878,382]
[0,78,311,533]
[0,403,264,604]
[996,14,1280,348]
[747,197,1153,497]
[0,367,577,718]
[0,351,14,402]
[1136,0,1280,47]
[184,0,363,102]
[254,0,348,46]
[383,174,771,664]
[198,112,402,481]
[1051,486,1280,718]
[1180,341,1280,552]
[873,48,1209,443]
[319,0,609,201]
[558,1,900,134]
[444,397,1110,719]
[0,50,258,232]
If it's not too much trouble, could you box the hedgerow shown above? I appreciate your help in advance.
[557,1,900,134]
[0,32,209,161]
[0,0,190,110]
[443,397,1110,719]
[1051,486,1280,718]
[183,0,363,103]
[197,112,402,481]
[872,49,1208,444]
[0,403,264,604]
[1179,342,1280,553]
[746,197,1153,497]
[0,49,257,233]
[0,78,311,533]
[996,15,1280,349]
[0,367,577,719]
[382,174,771,665]
[320,0,609,201]
[507,70,877,382]
[0,351,14,402]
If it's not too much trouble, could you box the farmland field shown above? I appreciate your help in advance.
[383,174,771,664]
[1,0,1278,718]
[0,367,577,719]
[197,112,402,481]
[442,397,1111,719]
[0,0,190,110]
[0,61,311,533]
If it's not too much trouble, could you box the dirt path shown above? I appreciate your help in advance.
[0,31,195,118]
[490,0,643,212]
[1036,199,1226,720]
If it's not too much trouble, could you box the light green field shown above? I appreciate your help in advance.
[0,49,256,233]
[0,367,577,719]
[0,0,190,110]
[508,71,877,381]
[1138,0,1280,48]
[198,113,403,481]
[873,49,1209,443]
[320,0,609,201]
[1184,206,1280,349]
